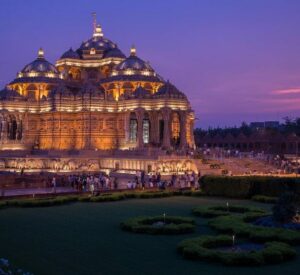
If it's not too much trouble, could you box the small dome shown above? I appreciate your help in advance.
[114,46,153,72]
[61,48,80,59]
[21,48,58,74]
[155,81,186,99]
[0,87,23,100]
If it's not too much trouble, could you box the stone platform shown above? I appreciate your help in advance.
[0,149,197,175]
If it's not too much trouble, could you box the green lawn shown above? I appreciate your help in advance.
[0,196,299,275]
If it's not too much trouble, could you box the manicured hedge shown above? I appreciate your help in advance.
[0,190,206,209]
[177,235,296,266]
[251,195,278,204]
[120,216,196,234]
[90,193,126,202]
[192,204,267,218]
[4,195,79,208]
[201,175,300,198]
[208,213,300,244]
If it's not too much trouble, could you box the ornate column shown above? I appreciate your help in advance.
[7,121,12,140]
[16,116,22,140]
[149,111,158,144]
[162,107,171,149]
[0,120,4,140]
[124,111,131,144]
[135,108,145,149]
[189,114,196,148]
[179,111,187,149]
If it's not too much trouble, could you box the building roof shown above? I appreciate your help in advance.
[11,49,62,84]
[76,24,125,60]
[0,88,24,100]
[154,81,186,99]
[60,48,80,59]
[114,48,152,71]
[21,48,59,74]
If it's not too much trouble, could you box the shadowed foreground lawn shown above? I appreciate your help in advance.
[0,196,299,275]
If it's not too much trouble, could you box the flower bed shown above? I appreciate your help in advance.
[177,235,296,266]
[208,213,300,244]
[120,216,196,234]
[192,204,267,218]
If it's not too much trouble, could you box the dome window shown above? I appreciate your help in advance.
[90,48,96,55]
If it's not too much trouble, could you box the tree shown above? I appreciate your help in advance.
[272,192,299,224]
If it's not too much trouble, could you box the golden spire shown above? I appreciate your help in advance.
[93,24,103,37]
[92,12,97,33]
[130,45,136,56]
[92,12,103,38]
[38,47,44,58]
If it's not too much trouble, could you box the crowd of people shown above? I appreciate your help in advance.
[126,171,200,190]
[267,155,300,174]
[49,170,201,194]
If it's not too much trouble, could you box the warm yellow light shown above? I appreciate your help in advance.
[38,48,44,58]
[130,45,136,56]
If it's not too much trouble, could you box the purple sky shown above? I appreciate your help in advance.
[1,0,300,128]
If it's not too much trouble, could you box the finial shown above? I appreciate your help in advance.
[38,48,44,58]
[93,24,103,37]
[92,12,97,33]
[130,45,136,56]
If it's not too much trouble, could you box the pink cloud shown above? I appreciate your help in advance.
[273,88,300,95]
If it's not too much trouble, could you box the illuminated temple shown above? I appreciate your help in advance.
[0,19,196,173]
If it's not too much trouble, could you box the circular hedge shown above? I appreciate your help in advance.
[177,235,296,266]
[208,212,300,244]
[120,216,196,234]
[192,204,267,218]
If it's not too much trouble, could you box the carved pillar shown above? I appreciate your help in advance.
[162,107,171,149]
[135,108,145,149]
[7,121,12,140]
[0,120,4,140]
[16,118,22,140]
[149,111,158,144]
[180,111,187,149]
[189,114,195,148]
[124,112,131,144]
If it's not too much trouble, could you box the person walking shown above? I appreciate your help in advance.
[52,176,56,193]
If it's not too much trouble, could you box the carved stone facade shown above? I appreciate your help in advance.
[0,156,197,174]
[0,19,196,173]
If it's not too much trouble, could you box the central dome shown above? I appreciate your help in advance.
[77,24,125,59]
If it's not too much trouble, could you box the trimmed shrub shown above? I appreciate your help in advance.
[6,196,79,208]
[0,189,206,209]
[251,195,278,204]
[201,175,300,198]
[192,204,267,218]
[177,235,296,266]
[120,216,196,235]
[272,192,299,224]
[208,213,300,244]
[90,193,126,202]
